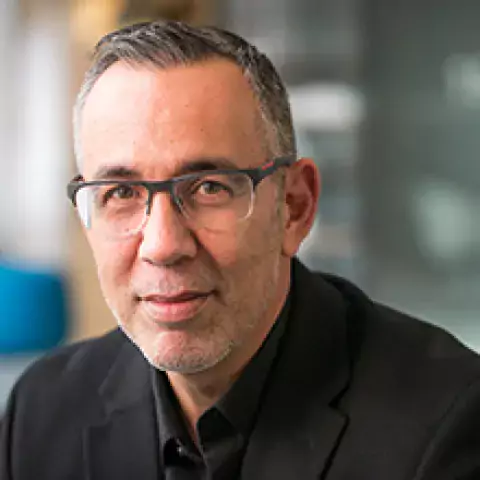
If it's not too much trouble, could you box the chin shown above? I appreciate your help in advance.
[142,334,234,374]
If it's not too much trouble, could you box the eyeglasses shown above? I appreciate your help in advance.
[67,157,294,238]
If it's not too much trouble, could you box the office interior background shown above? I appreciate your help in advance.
[1,0,480,411]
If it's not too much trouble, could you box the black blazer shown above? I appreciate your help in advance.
[2,260,480,479]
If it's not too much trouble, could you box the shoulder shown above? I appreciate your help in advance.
[308,271,480,477]
[315,269,480,429]
[22,328,126,378]
[10,329,130,405]
[295,265,480,478]
[316,269,479,364]
[294,261,480,378]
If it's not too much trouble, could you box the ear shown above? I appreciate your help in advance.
[281,157,320,258]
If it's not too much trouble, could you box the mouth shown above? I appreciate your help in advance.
[138,291,213,324]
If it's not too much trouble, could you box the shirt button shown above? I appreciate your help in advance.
[176,441,187,457]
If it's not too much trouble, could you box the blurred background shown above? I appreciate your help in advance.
[2,0,480,412]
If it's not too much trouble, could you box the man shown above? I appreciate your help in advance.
[1,20,480,480]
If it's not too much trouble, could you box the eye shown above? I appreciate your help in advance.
[102,184,140,205]
[175,173,251,210]
[195,181,230,196]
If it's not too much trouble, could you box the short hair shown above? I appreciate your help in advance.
[73,20,296,170]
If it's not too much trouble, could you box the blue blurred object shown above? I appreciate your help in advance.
[0,260,69,353]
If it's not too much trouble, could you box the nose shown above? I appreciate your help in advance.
[138,193,198,266]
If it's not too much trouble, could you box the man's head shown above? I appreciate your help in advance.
[72,20,319,374]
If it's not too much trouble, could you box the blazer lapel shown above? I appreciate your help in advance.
[83,341,159,480]
[242,260,351,480]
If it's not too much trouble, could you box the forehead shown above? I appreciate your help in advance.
[80,58,266,178]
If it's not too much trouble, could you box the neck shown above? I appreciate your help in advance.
[166,265,291,433]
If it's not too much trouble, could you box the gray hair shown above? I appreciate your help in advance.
[73,20,296,171]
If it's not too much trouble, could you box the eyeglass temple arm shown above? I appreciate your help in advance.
[252,156,295,183]
[67,174,84,206]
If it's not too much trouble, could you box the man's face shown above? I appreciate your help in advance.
[79,59,291,373]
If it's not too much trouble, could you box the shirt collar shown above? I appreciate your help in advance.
[152,366,191,449]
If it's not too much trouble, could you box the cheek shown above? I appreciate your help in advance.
[195,205,283,269]
[194,229,242,267]
[89,235,138,292]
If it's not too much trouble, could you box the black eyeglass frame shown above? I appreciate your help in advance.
[67,156,295,215]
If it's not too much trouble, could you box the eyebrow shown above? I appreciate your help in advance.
[91,157,239,181]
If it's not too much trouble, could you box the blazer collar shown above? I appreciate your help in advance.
[241,259,351,479]
[83,340,160,480]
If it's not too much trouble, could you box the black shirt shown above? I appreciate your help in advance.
[151,294,291,480]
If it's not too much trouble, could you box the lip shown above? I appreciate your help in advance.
[143,291,209,303]
[139,291,212,324]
